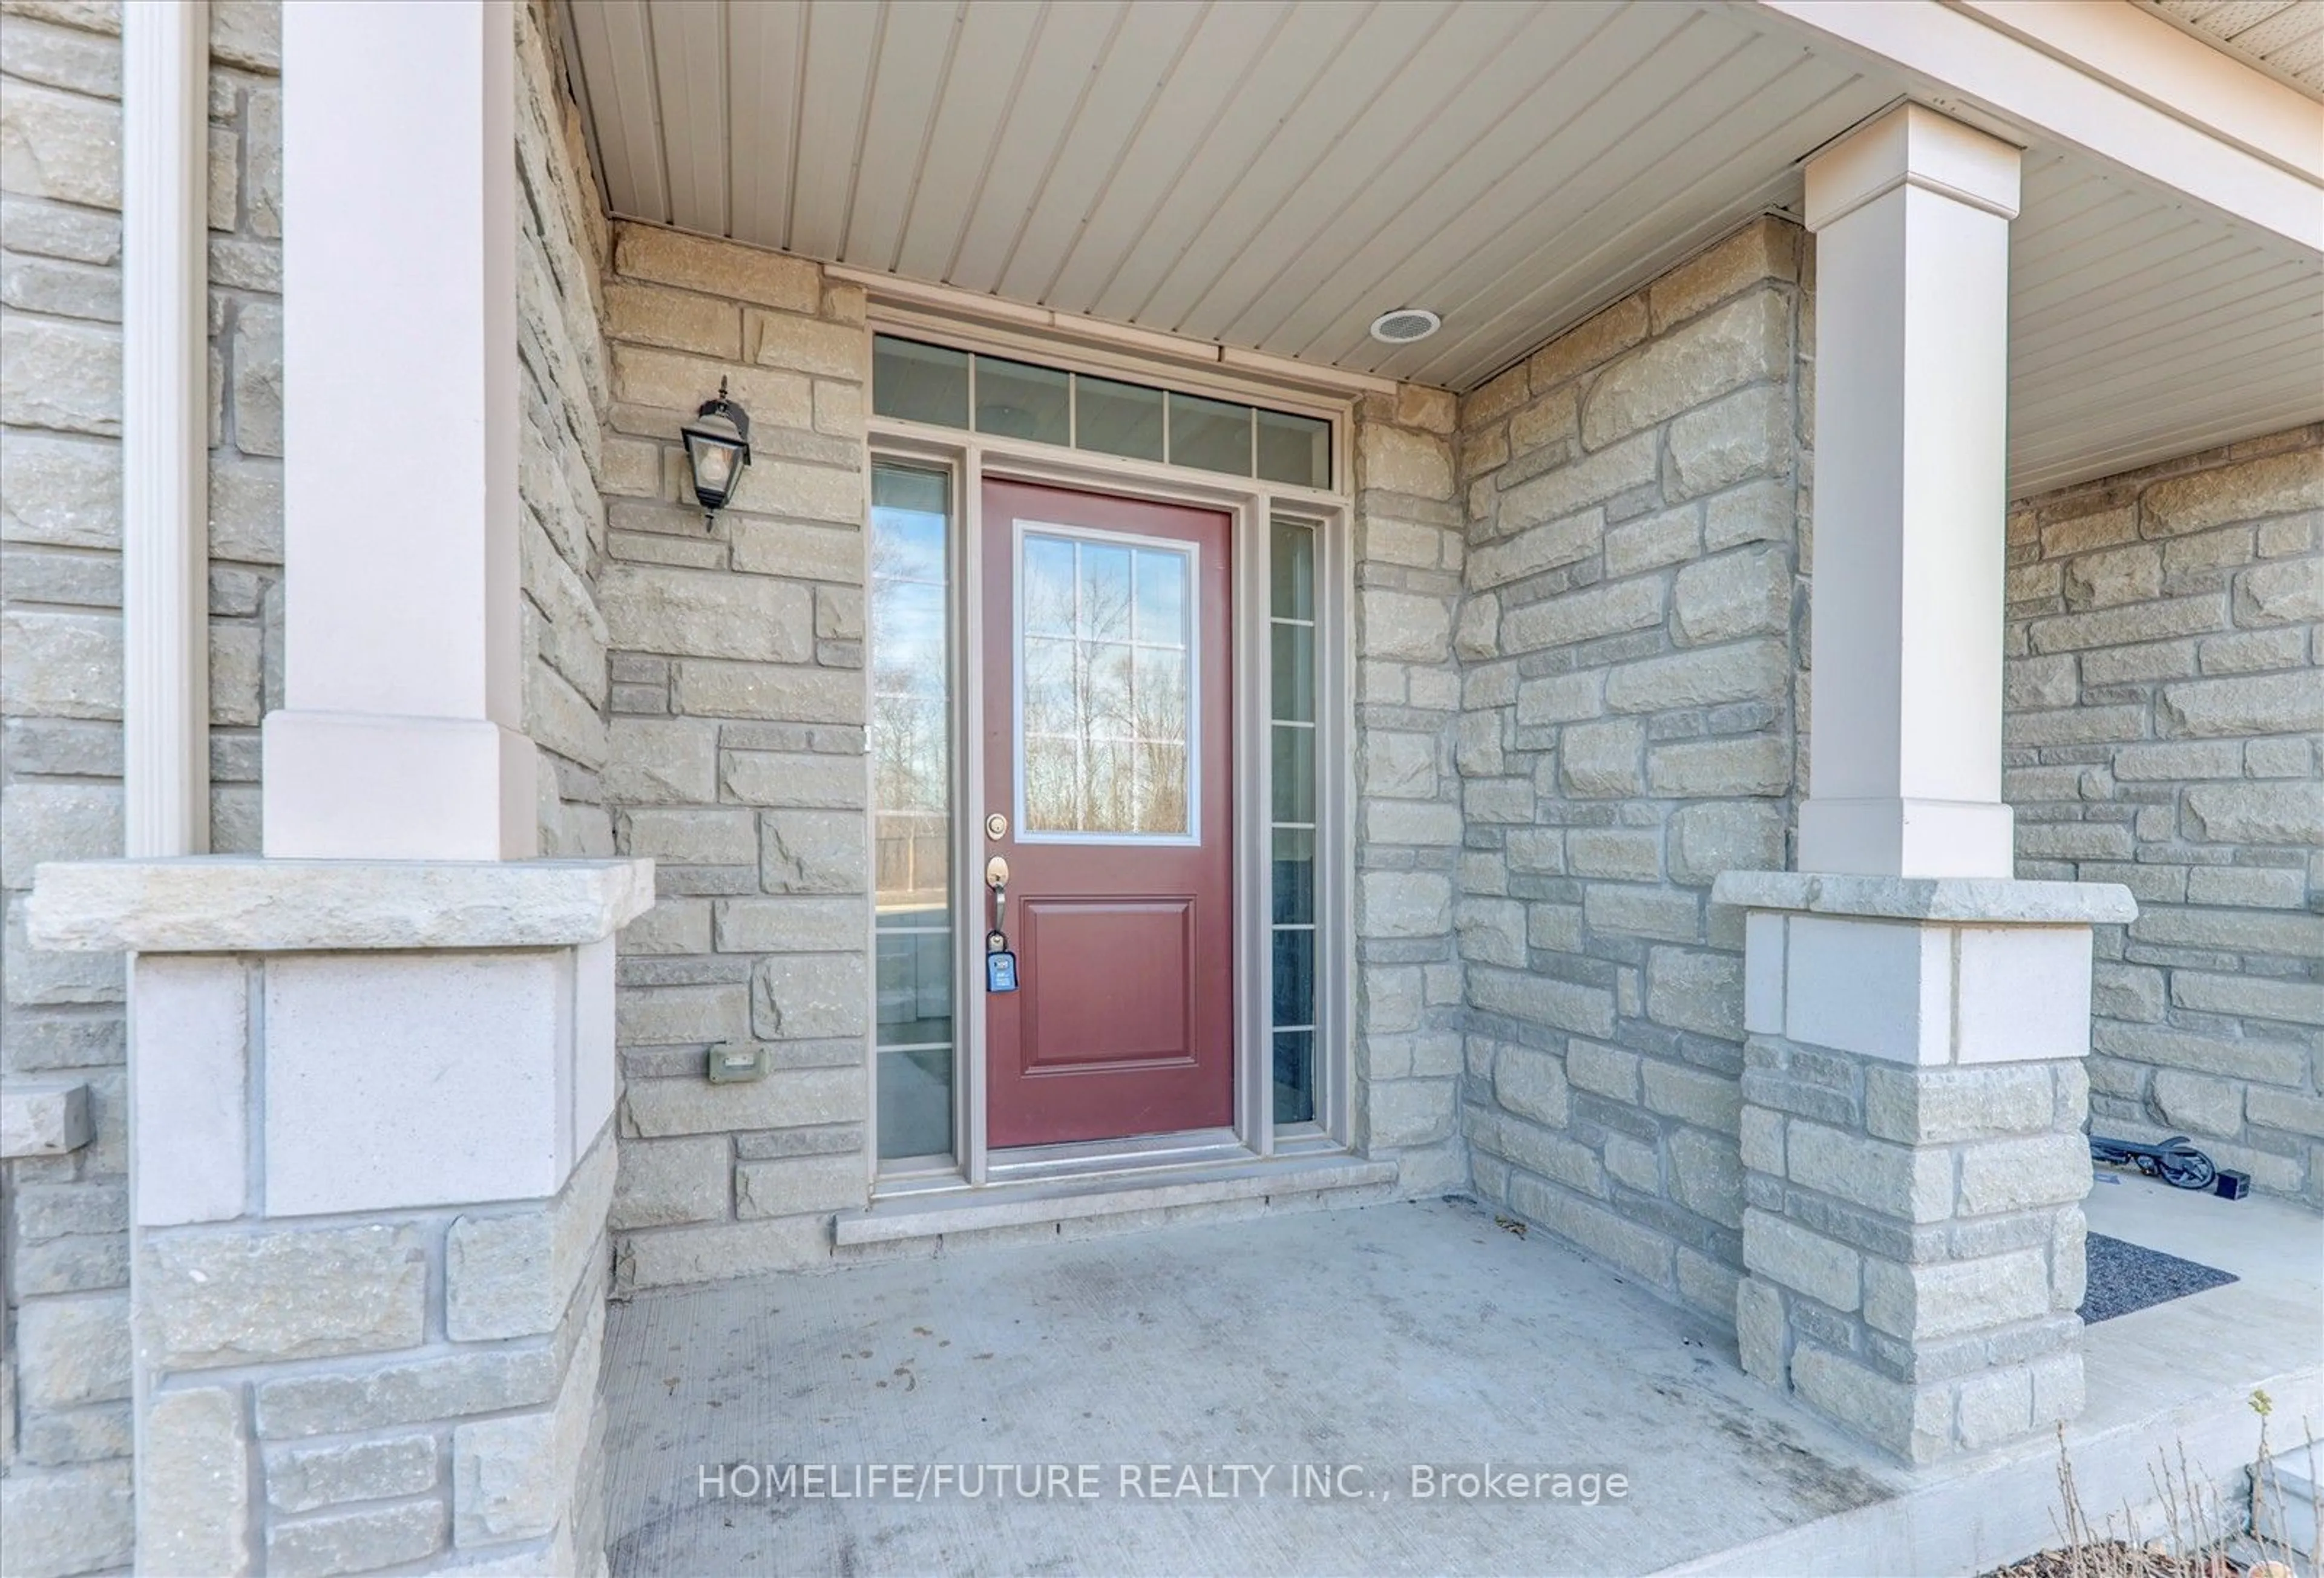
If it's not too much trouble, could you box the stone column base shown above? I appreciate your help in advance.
[27,857,654,1574]
[1713,872,2135,1465]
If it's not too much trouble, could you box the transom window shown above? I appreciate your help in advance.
[872,335,1331,490]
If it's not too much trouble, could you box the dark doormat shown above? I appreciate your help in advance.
[2079,1231,2238,1324]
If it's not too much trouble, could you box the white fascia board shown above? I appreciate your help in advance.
[1750,0,2324,255]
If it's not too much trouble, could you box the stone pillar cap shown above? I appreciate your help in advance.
[25,857,657,952]
[1712,870,2136,925]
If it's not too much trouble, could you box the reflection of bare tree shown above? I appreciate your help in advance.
[872,523,950,908]
[1022,540,1189,834]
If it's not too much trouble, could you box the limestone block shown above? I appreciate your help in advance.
[614,221,821,312]
[1523,295,1648,391]
[1356,869,1451,940]
[2026,592,2225,655]
[1506,384,1577,455]
[145,1225,426,1369]
[1606,503,1701,577]
[618,806,756,867]
[1497,1116,1606,1196]
[611,1135,731,1229]
[209,455,284,563]
[1506,1171,1672,1284]
[2061,543,2161,610]
[624,1064,864,1138]
[1560,718,1644,796]
[1673,546,1791,645]
[1669,1126,1744,1227]
[603,280,740,359]
[1646,735,1789,798]
[1396,384,1456,434]
[266,1501,447,1577]
[2149,1067,2246,1139]
[1515,670,1604,727]
[1454,895,1526,967]
[0,1078,90,1156]
[611,342,812,433]
[602,562,813,663]
[2182,781,2323,844]
[735,1152,862,1218]
[1358,588,1451,663]
[17,1291,130,1407]
[1860,1249,2050,1342]
[1703,478,1794,551]
[602,717,718,806]
[141,1386,251,1576]
[1862,1063,2053,1144]
[1368,1077,1457,1148]
[1496,430,1656,534]
[1,430,118,548]
[1605,637,1787,713]
[616,982,749,1047]
[1584,883,1698,943]
[245,81,280,236]
[1359,423,1452,498]
[1648,218,1798,332]
[756,809,867,893]
[1667,800,1785,885]
[1742,1208,1859,1309]
[2139,448,2323,537]
[713,895,862,954]
[1643,1061,1742,1134]
[447,1138,614,1342]
[1582,290,1788,449]
[264,1435,438,1516]
[1467,505,1598,588]
[671,659,864,724]
[1361,728,1438,799]
[1499,577,1664,652]
[0,77,121,208]
[747,307,866,379]
[0,314,119,437]
[1785,1120,1953,1223]
[1493,1045,1569,1128]
[0,1460,134,1578]
[1567,828,1659,882]
[255,1348,559,1441]
[1665,383,1789,502]
[1954,1133,2090,1215]
[230,301,281,456]
[727,518,863,582]
[752,951,868,1039]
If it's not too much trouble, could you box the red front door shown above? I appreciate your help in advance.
[982,479,1235,1148]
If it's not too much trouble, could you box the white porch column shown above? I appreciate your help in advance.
[1715,103,2135,1468]
[262,0,534,860]
[1796,103,2021,879]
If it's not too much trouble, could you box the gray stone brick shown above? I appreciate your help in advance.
[144,1224,427,1370]
[266,1500,447,1578]
[265,1433,439,1515]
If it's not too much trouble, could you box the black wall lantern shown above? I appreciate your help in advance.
[681,378,751,528]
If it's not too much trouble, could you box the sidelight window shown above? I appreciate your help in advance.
[870,462,956,1161]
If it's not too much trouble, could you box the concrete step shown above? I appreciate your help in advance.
[2256,1440,2322,1560]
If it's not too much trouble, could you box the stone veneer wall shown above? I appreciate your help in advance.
[1,4,281,1571]
[2003,426,2323,1205]
[516,0,615,861]
[594,226,878,1289]
[1350,387,1469,1194]
[1452,217,1811,1327]
[594,240,1476,1283]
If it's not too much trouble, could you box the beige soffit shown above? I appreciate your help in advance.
[563,0,2322,494]
[2138,0,2324,96]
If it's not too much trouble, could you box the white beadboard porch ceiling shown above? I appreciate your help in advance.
[564,0,2324,495]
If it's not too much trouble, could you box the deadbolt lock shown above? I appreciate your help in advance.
[985,812,1008,840]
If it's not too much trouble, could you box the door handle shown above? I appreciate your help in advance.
[985,856,1009,945]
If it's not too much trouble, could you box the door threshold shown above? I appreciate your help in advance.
[833,1151,1397,1248]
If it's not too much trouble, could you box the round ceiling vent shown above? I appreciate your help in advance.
[1368,307,1442,345]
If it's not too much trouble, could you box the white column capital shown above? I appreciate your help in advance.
[1805,102,2023,231]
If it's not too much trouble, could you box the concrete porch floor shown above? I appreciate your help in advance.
[602,1188,2322,1577]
